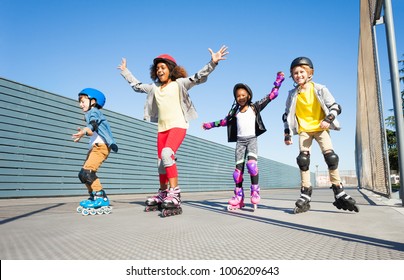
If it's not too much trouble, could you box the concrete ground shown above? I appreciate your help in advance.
[1,187,404,260]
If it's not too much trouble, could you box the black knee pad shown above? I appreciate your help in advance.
[78,168,98,185]
[296,152,310,171]
[324,151,339,170]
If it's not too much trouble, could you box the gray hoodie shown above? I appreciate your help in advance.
[121,60,217,123]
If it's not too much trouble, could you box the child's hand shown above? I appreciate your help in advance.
[202,122,213,130]
[284,130,292,145]
[284,139,293,145]
[209,45,229,64]
[274,71,285,87]
[117,58,127,71]
[320,120,331,130]
[72,127,85,142]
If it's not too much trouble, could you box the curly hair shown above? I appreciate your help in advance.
[150,60,188,82]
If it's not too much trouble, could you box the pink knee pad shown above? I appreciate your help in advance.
[247,160,258,176]
[233,169,243,184]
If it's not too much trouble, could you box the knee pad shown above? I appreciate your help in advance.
[233,169,243,184]
[161,147,175,167]
[78,168,98,185]
[157,159,166,174]
[246,160,258,176]
[324,150,339,170]
[296,152,310,171]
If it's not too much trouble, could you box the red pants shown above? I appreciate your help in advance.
[157,128,186,184]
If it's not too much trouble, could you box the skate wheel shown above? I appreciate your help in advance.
[145,206,158,212]
[89,208,97,216]
[253,204,258,211]
[96,208,104,215]
[82,209,89,216]
[293,205,309,214]
[227,205,233,211]
[178,208,183,215]
[354,205,359,213]
[76,206,83,213]
[333,201,342,210]
[162,209,168,217]
[103,207,112,215]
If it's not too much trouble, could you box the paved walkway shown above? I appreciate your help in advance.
[1,187,404,260]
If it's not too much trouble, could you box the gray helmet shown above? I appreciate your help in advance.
[233,83,253,101]
[290,57,314,71]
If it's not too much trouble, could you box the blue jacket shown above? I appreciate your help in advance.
[85,107,118,152]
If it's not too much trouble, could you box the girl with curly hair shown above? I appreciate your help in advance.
[118,46,228,216]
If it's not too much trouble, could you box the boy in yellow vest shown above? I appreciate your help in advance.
[283,57,359,214]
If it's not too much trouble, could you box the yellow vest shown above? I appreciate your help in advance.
[295,82,325,133]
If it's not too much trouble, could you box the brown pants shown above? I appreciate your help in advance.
[299,130,340,187]
[83,144,110,192]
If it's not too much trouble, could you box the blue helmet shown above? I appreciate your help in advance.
[78,88,106,108]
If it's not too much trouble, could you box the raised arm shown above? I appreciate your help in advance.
[268,71,285,101]
[118,57,153,94]
[202,118,228,130]
[117,58,127,71]
[208,45,229,64]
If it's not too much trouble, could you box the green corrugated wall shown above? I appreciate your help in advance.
[0,77,309,198]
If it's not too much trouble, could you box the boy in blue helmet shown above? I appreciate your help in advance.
[73,88,118,216]
[203,72,285,211]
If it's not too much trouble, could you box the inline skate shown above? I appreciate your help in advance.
[77,191,94,213]
[331,184,359,212]
[145,188,167,212]
[77,190,112,216]
[250,184,260,211]
[294,186,312,214]
[161,187,182,217]
[227,187,245,211]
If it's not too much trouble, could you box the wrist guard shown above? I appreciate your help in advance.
[268,72,285,100]
[323,113,335,124]
[273,72,285,88]
[203,122,214,130]
[203,119,227,130]
[284,128,291,142]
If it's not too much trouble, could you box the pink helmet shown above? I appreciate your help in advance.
[153,54,177,66]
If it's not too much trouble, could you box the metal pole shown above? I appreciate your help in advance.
[383,0,404,205]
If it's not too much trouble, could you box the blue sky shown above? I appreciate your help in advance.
[1,0,403,172]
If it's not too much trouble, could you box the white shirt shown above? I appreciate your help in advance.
[89,131,105,149]
[236,106,256,137]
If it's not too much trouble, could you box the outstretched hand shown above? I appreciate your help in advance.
[202,122,213,130]
[72,127,85,143]
[117,58,127,71]
[209,45,229,64]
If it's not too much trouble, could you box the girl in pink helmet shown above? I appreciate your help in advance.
[118,46,228,217]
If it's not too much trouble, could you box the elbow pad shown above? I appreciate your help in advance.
[90,120,99,132]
